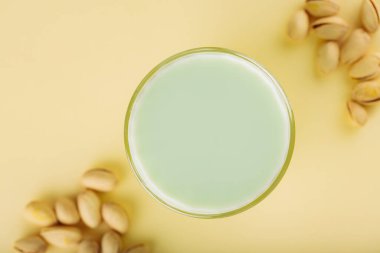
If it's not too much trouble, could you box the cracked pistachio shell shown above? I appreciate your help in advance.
[361,0,380,33]
[352,81,380,104]
[24,201,57,227]
[287,9,310,40]
[312,16,349,40]
[77,190,101,228]
[340,29,371,64]
[305,0,340,17]
[81,168,117,192]
[349,53,380,80]
[55,197,80,225]
[102,202,129,234]
[40,226,82,248]
[347,100,368,126]
[317,41,340,74]
[101,231,121,253]
[14,235,47,253]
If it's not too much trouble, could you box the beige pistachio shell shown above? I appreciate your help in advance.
[77,190,101,228]
[312,16,349,40]
[102,202,129,234]
[347,100,368,126]
[287,9,310,40]
[317,41,340,74]
[349,54,380,80]
[24,201,57,227]
[14,235,47,253]
[123,244,150,253]
[81,168,117,192]
[78,239,99,253]
[361,0,380,33]
[340,29,371,64]
[55,197,80,225]
[305,0,339,17]
[352,80,380,104]
[101,231,121,253]
[40,226,82,248]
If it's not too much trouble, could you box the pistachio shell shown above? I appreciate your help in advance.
[287,9,310,40]
[101,231,121,253]
[123,244,150,253]
[24,201,57,227]
[14,235,47,253]
[361,0,380,33]
[102,202,129,234]
[55,197,80,225]
[340,29,371,64]
[40,226,82,248]
[77,190,101,228]
[81,168,117,192]
[78,239,99,253]
[317,41,340,74]
[312,16,349,40]
[305,0,340,17]
[347,100,368,126]
[352,81,380,104]
[349,54,380,80]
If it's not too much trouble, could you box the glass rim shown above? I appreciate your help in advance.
[124,47,296,219]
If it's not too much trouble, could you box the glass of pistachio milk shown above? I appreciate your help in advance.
[125,47,295,218]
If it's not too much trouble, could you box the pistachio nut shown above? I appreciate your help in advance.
[55,197,80,225]
[14,235,47,253]
[123,244,150,253]
[287,9,309,40]
[24,201,57,227]
[40,226,82,248]
[78,239,99,253]
[317,41,340,74]
[340,29,371,64]
[361,0,380,33]
[351,80,380,104]
[101,231,121,253]
[312,16,349,40]
[102,202,129,234]
[347,100,368,126]
[349,53,380,80]
[81,168,117,192]
[77,190,101,228]
[305,0,339,17]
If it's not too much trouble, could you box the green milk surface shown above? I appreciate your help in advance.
[128,51,292,215]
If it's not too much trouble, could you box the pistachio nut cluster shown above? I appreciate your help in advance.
[287,0,380,126]
[14,168,150,253]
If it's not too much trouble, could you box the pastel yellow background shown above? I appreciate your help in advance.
[1,0,380,252]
